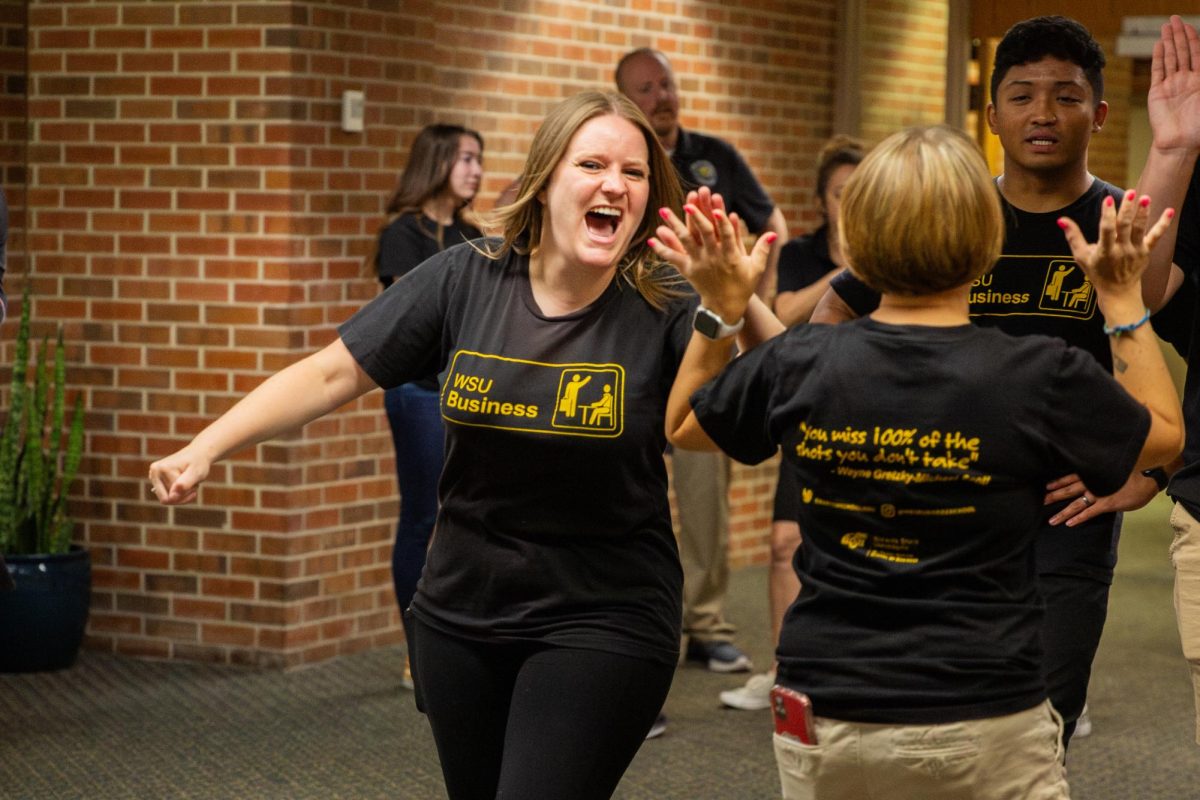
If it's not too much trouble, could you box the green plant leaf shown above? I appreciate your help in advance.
[0,295,30,553]
[0,291,85,556]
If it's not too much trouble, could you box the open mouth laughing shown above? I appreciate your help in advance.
[585,206,622,241]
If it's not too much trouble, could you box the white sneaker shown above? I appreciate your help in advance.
[1073,703,1092,739]
[719,671,775,711]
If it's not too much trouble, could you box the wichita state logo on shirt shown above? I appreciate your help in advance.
[442,350,623,437]
[969,255,1096,320]
[688,159,718,187]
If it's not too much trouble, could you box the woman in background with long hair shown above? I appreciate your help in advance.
[373,124,483,686]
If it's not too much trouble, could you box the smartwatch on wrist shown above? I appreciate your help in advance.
[693,305,745,340]
[1143,467,1169,491]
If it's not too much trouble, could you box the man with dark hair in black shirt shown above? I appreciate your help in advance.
[812,15,1178,747]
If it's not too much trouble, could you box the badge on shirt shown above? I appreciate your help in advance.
[689,160,718,187]
[442,350,625,438]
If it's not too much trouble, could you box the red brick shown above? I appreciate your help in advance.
[180,51,233,73]
[201,577,257,600]
[175,598,227,621]
[202,623,257,647]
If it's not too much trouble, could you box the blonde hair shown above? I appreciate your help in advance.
[839,126,1003,296]
[483,91,685,310]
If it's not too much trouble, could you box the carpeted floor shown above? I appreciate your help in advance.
[1,496,1197,799]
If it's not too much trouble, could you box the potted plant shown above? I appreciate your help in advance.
[0,293,88,672]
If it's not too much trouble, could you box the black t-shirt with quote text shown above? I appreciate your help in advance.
[831,178,1127,581]
[692,319,1148,723]
[339,241,693,665]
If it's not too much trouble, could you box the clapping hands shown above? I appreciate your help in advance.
[649,186,776,325]
[1058,190,1173,301]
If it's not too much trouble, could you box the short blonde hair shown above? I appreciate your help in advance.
[839,126,1003,296]
[485,91,684,309]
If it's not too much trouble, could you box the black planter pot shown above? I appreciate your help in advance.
[0,546,91,672]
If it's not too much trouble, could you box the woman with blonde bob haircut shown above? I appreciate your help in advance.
[654,124,1182,799]
[840,126,1003,296]
[148,90,781,800]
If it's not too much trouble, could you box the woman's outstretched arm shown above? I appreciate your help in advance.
[148,338,379,505]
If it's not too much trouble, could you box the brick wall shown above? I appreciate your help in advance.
[1088,35,1132,190]
[858,1,948,146]
[0,1,26,281]
[0,0,964,665]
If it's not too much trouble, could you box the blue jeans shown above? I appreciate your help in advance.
[384,383,445,642]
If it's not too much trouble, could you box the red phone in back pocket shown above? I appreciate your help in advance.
[771,685,816,744]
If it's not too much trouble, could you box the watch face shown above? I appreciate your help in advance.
[694,308,721,339]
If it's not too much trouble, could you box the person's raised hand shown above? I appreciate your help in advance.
[1058,190,1173,299]
[1148,15,1200,154]
[650,186,775,323]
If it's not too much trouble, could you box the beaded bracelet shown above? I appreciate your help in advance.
[1102,307,1151,336]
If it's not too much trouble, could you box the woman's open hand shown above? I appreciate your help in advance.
[649,186,776,324]
[1058,190,1174,300]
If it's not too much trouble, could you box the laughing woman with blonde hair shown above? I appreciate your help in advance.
[149,91,781,799]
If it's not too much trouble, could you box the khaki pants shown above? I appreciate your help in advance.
[1170,502,1200,745]
[773,700,1069,800]
[673,448,735,642]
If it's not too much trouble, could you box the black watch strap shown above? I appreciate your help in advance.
[1143,467,1169,491]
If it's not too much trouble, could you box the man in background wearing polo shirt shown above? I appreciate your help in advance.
[617,47,788,735]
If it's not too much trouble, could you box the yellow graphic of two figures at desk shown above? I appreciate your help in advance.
[1041,262,1094,316]
[554,369,621,433]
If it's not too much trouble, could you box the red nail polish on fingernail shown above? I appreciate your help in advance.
[1126,189,1136,200]
[1140,196,1151,207]
[684,206,693,215]
[658,208,669,219]
[647,238,657,248]
[1168,208,1176,218]
[1105,196,1114,207]
[766,233,778,244]
[1056,218,1068,229]
[713,209,723,217]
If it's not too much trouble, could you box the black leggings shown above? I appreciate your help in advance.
[410,616,675,800]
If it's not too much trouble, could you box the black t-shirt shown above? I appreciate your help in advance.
[375,213,482,389]
[671,128,775,234]
[339,242,692,664]
[692,319,1148,723]
[1167,167,1200,511]
[831,178,1127,581]
[777,226,837,294]
[377,213,482,285]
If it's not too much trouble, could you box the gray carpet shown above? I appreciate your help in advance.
[1,496,1197,798]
